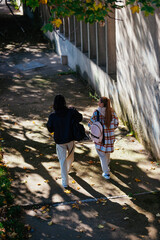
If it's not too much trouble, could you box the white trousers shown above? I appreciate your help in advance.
[96,149,110,175]
[56,141,75,187]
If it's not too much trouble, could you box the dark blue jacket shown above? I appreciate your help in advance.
[47,107,82,144]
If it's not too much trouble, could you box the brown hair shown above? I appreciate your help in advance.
[100,97,112,128]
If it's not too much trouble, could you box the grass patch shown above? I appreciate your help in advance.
[0,138,27,239]
[89,91,99,101]
[58,70,76,76]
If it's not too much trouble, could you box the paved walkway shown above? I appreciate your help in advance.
[0,3,160,240]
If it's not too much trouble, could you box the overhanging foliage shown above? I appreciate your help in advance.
[23,0,160,32]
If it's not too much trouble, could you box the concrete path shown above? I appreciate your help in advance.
[0,3,160,240]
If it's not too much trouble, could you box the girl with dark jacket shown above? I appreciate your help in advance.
[47,95,82,188]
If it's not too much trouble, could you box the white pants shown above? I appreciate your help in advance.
[56,141,75,187]
[96,149,110,175]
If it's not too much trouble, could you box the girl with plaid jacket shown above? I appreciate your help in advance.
[88,97,119,179]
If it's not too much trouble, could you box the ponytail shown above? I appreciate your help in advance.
[100,97,112,128]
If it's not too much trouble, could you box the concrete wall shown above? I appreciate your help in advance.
[116,7,160,160]
[41,6,160,161]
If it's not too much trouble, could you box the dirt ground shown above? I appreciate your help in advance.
[0,3,160,240]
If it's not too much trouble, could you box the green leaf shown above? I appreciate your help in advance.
[41,23,54,33]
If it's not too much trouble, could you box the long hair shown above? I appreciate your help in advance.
[53,94,66,111]
[100,97,112,128]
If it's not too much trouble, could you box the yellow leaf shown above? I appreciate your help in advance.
[40,206,46,211]
[122,206,128,210]
[135,178,141,182]
[51,18,62,28]
[64,189,71,194]
[144,11,150,17]
[98,224,104,229]
[130,5,140,14]
[97,2,103,9]
[48,220,53,226]
[33,121,35,124]
[44,180,49,183]
[72,180,76,184]
[77,186,80,190]
[86,0,91,3]
[40,0,47,4]
[72,204,80,209]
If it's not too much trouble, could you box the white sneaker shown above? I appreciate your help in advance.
[102,173,110,180]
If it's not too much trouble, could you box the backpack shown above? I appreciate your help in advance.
[90,111,104,144]
[72,122,86,141]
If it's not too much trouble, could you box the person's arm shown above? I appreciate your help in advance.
[88,110,97,128]
[47,114,55,133]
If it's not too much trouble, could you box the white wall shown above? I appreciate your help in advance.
[116,7,160,159]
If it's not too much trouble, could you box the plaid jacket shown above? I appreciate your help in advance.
[88,109,119,153]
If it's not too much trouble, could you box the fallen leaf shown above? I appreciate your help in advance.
[88,160,94,164]
[37,184,41,186]
[64,189,71,194]
[40,206,46,211]
[96,198,107,203]
[44,180,49,183]
[122,206,128,210]
[72,180,76,184]
[72,204,80,210]
[98,224,104,229]
[48,220,53,226]
[77,187,80,190]
[135,178,141,182]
